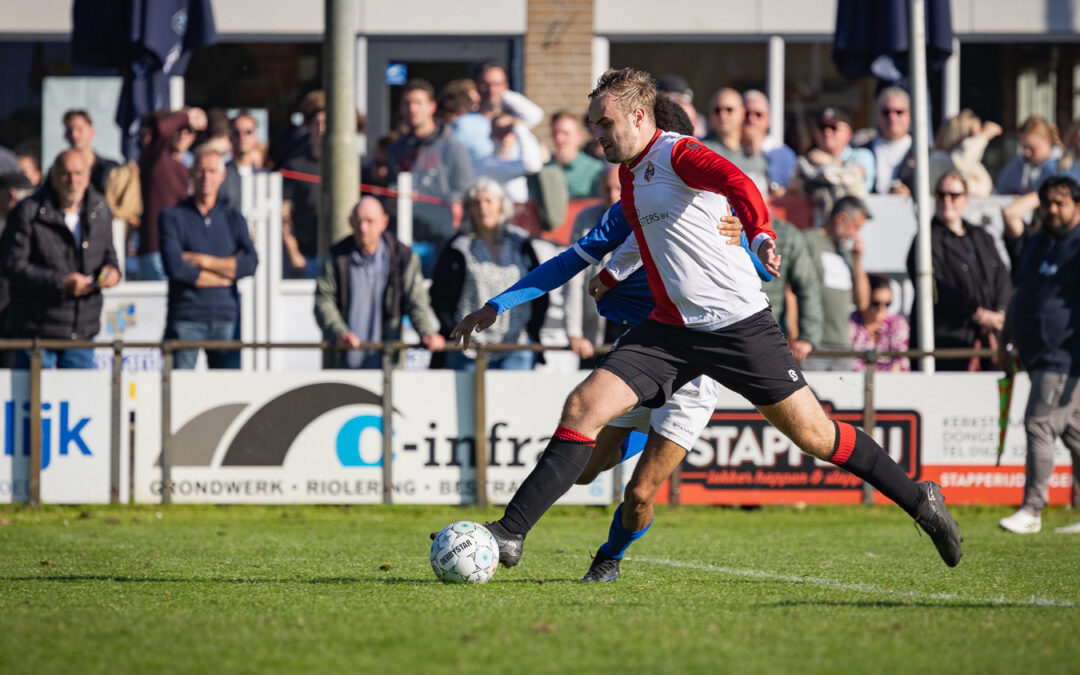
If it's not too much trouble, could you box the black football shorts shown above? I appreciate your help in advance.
[598,310,806,408]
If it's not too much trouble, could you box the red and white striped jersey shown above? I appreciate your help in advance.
[598,130,775,331]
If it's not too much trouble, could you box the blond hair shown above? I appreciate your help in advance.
[589,68,656,121]
[934,109,981,153]
[1019,115,1062,147]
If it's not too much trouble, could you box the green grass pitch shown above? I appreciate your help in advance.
[1,503,1078,674]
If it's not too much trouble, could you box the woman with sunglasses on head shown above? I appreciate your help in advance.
[906,171,1013,371]
[849,274,909,372]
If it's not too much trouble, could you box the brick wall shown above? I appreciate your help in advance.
[524,0,596,145]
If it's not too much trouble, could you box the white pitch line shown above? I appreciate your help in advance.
[630,557,1080,608]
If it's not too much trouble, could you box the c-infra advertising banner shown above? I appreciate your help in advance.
[131,371,618,505]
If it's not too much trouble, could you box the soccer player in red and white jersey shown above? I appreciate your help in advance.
[483,68,962,576]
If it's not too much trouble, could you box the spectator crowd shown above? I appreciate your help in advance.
[0,64,1076,380]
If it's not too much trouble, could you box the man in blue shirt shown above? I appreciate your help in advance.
[160,148,258,369]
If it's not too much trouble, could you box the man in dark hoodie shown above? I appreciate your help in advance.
[386,79,473,261]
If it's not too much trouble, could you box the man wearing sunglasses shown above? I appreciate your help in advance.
[702,87,767,192]
[795,107,876,227]
[866,87,913,195]
[743,90,797,194]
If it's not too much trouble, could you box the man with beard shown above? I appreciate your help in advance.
[997,176,1080,535]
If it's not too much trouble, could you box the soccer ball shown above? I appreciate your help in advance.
[430,521,499,584]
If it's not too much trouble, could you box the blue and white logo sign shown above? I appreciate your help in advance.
[385,63,408,86]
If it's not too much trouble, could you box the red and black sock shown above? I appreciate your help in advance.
[829,420,922,517]
[498,426,595,536]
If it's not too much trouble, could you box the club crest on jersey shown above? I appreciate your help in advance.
[643,161,655,182]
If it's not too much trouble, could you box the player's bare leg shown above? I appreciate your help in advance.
[559,369,640,437]
[757,385,963,566]
[755,386,835,459]
[582,430,684,581]
[622,432,686,531]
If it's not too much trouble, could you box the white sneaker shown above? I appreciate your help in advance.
[1054,521,1080,534]
[999,509,1042,534]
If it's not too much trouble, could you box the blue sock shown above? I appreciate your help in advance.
[598,503,652,560]
[619,431,648,463]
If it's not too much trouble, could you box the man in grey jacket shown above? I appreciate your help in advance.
[386,79,473,261]
[314,197,444,368]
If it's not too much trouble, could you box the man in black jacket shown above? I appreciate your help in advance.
[0,149,120,368]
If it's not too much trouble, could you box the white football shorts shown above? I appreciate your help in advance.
[606,375,720,450]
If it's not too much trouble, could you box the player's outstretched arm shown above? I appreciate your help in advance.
[481,201,637,318]
[449,304,498,350]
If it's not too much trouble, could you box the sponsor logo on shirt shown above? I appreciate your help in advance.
[637,210,669,226]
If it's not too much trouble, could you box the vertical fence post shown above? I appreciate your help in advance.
[381,341,394,505]
[861,350,877,506]
[111,341,123,504]
[611,463,623,506]
[669,460,682,508]
[28,339,42,508]
[474,346,489,509]
[160,342,173,504]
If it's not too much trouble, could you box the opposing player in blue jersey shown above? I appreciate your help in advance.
[446,97,773,581]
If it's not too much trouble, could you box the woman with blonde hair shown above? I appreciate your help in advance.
[430,177,548,370]
[929,108,1001,197]
[995,115,1063,194]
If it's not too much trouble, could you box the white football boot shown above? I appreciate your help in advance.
[1054,521,1080,534]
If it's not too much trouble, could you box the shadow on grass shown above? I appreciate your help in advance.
[1,574,374,585]
[764,598,1075,610]
[1,574,583,586]
[376,576,584,585]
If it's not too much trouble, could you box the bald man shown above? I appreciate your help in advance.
[315,196,445,368]
[702,87,768,188]
[1,149,120,368]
